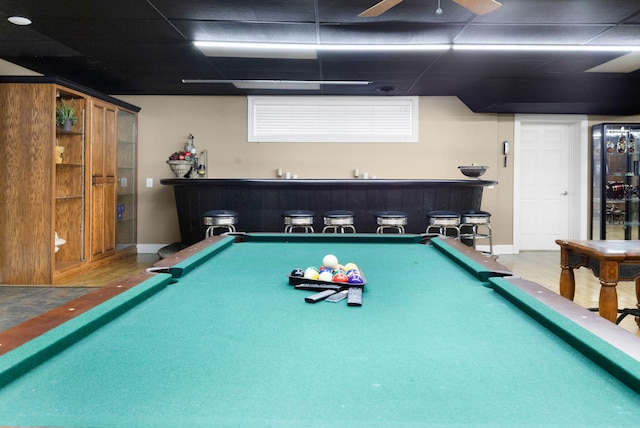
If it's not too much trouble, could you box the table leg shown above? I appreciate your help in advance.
[599,280,619,323]
[598,260,620,323]
[559,259,576,301]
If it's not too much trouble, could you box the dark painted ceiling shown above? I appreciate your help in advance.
[2,0,640,115]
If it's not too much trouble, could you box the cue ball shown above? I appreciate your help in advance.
[322,254,339,269]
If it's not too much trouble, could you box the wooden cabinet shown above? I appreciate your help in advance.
[116,110,137,250]
[55,94,86,271]
[0,79,139,284]
[89,100,117,261]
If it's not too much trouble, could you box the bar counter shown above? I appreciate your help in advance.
[160,178,497,245]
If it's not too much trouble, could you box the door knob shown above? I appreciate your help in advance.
[561,191,568,196]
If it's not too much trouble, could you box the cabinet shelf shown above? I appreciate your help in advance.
[56,195,83,200]
[56,129,83,136]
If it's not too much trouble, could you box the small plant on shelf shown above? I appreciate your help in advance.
[56,100,78,130]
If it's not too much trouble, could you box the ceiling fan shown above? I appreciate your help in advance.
[358,0,501,17]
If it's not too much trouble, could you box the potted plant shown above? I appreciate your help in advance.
[56,100,78,131]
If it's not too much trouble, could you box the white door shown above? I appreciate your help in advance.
[514,115,588,253]
[519,123,570,250]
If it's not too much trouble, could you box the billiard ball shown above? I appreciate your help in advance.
[304,267,320,280]
[348,274,363,284]
[343,262,359,272]
[332,273,348,283]
[290,268,305,277]
[322,254,339,269]
[318,271,333,282]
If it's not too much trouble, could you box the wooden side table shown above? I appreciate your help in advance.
[556,239,640,324]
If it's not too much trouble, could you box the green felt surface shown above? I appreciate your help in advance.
[1,236,640,427]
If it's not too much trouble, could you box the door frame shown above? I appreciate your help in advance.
[513,114,589,253]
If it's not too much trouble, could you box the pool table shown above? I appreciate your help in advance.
[1,233,640,427]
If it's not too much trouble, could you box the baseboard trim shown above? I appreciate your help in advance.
[137,244,167,254]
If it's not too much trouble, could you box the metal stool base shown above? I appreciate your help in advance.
[375,211,407,234]
[284,225,315,233]
[460,224,493,255]
[459,211,493,255]
[322,225,356,233]
[205,224,236,237]
[203,210,238,238]
[322,211,356,233]
[426,224,460,238]
[426,211,461,239]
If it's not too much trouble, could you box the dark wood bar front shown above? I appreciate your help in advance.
[160,178,497,245]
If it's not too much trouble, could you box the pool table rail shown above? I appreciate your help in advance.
[494,275,640,394]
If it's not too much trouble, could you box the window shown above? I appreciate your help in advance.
[248,96,418,143]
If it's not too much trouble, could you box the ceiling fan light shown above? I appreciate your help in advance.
[8,16,32,26]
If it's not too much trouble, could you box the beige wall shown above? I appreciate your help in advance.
[118,95,515,249]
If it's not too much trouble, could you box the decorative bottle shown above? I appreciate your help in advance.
[618,133,626,153]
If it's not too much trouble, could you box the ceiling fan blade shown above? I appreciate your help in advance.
[358,0,403,17]
[452,0,502,15]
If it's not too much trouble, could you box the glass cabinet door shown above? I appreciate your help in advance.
[592,123,640,240]
[116,110,137,250]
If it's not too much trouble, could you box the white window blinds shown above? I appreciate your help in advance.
[248,96,418,143]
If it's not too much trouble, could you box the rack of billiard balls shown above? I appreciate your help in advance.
[288,254,365,305]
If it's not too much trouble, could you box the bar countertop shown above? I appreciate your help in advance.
[160,178,497,186]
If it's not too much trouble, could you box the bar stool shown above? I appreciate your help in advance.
[282,210,315,233]
[374,211,407,234]
[203,210,238,237]
[322,210,356,233]
[425,210,460,238]
[459,210,493,255]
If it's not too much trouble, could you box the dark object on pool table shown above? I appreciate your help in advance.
[294,283,343,292]
[305,289,337,303]
[290,268,305,277]
[288,271,366,287]
[347,287,363,306]
[325,290,349,303]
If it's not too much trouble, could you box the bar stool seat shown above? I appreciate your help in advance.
[322,210,356,233]
[203,210,238,237]
[282,210,315,233]
[375,210,407,234]
[459,210,493,255]
[425,210,460,238]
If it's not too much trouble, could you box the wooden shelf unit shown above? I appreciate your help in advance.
[0,79,139,285]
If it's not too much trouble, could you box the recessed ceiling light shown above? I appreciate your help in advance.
[8,16,32,26]
[181,79,371,90]
[193,41,450,59]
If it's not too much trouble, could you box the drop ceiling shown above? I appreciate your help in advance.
[1,0,640,115]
